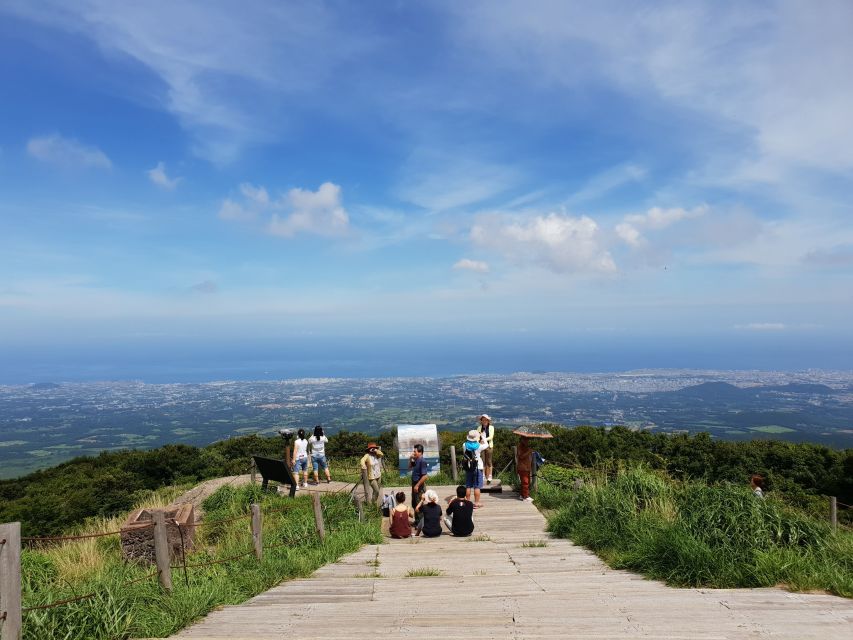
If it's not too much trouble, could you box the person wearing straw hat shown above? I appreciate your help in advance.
[359,443,384,503]
[477,414,495,484]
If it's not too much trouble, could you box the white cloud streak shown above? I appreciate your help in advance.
[26,134,111,169]
[147,161,181,189]
[453,259,489,273]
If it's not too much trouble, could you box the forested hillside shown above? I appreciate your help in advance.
[1,425,850,535]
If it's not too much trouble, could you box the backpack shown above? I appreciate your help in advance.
[461,447,478,472]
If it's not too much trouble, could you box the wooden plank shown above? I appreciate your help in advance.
[169,485,853,640]
[0,522,21,640]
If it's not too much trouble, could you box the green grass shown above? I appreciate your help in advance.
[469,534,491,542]
[541,466,853,597]
[405,567,443,577]
[521,539,548,548]
[21,484,381,639]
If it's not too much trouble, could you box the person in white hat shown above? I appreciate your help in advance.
[478,414,495,484]
[463,429,486,508]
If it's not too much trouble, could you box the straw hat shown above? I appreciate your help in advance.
[467,429,480,441]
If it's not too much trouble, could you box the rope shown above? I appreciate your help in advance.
[22,527,137,543]
[181,512,253,528]
[22,591,98,612]
[170,549,255,570]
[835,499,852,509]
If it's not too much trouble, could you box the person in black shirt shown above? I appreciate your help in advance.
[445,485,475,537]
[415,489,442,537]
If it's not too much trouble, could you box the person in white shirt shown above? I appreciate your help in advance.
[310,424,331,484]
[291,428,310,489]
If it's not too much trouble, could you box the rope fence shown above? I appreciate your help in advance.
[2,483,367,636]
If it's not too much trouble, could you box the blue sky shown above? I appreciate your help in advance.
[1,1,852,376]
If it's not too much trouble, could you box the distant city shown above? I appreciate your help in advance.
[1,369,851,478]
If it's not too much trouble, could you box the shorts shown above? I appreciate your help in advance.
[482,447,493,467]
[465,469,484,489]
[312,454,328,471]
[293,457,308,473]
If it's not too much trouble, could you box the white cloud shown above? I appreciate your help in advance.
[147,161,181,189]
[451,2,853,181]
[471,212,616,274]
[734,323,786,331]
[453,259,489,273]
[802,245,853,268]
[617,206,708,248]
[240,183,269,205]
[219,181,349,238]
[26,134,111,169]
[268,182,349,238]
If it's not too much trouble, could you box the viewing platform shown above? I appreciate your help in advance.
[168,485,853,640]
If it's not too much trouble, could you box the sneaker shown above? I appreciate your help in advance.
[523,497,534,503]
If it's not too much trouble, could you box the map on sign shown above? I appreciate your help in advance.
[397,423,440,478]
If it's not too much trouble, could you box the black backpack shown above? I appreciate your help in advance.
[461,447,478,472]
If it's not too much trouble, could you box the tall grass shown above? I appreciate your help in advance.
[21,484,381,639]
[543,466,853,597]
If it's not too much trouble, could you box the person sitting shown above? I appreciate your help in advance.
[415,489,443,538]
[389,491,414,539]
[444,484,475,537]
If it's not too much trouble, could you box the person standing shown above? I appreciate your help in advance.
[291,428,310,489]
[309,424,331,484]
[463,430,486,508]
[409,444,428,509]
[516,435,533,503]
[359,443,384,503]
[444,485,475,537]
[478,414,496,484]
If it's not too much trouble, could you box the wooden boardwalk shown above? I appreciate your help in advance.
[171,485,853,640]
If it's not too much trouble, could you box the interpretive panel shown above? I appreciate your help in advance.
[397,423,440,478]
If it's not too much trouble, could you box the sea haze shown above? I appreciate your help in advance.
[1,332,851,384]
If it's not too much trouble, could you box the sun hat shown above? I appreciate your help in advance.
[425,489,439,503]
[366,442,378,452]
[467,429,480,441]
[478,414,491,422]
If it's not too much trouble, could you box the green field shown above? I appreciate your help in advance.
[749,425,796,434]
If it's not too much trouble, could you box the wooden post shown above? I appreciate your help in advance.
[830,496,837,531]
[353,494,364,522]
[250,458,257,485]
[375,470,383,508]
[312,493,326,541]
[0,522,22,640]
[449,445,458,482]
[530,451,537,491]
[251,504,263,561]
[152,510,172,593]
[361,467,371,504]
